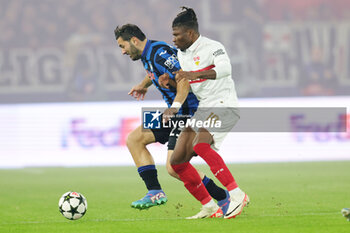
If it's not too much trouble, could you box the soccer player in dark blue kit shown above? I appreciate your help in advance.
[114,24,231,212]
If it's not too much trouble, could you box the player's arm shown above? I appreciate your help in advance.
[174,69,217,81]
[128,75,152,100]
[163,78,190,122]
[140,74,153,88]
[211,44,231,80]
[172,77,190,107]
[154,47,191,121]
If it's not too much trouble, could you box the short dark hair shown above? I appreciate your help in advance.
[114,24,146,41]
[172,7,199,32]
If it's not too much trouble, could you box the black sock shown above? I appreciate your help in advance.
[202,176,227,201]
[138,165,162,190]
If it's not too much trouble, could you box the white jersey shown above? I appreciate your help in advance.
[177,36,238,108]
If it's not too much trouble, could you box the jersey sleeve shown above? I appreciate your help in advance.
[153,47,181,80]
[210,42,232,79]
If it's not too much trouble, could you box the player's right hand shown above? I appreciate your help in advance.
[128,85,148,100]
[159,73,177,89]
[159,73,171,89]
[162,107,178,123]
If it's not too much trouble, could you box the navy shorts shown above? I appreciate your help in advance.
[150,115,189,150]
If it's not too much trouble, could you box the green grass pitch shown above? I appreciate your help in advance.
[1,161,349,233]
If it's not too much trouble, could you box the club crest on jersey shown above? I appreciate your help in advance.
[193,56,200,66]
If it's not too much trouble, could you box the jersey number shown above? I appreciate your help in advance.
[206,112,220,123]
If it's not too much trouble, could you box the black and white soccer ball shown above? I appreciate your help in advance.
[342,208,350,221]
[58,191,87,220]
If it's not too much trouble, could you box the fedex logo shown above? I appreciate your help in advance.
[290,114,350,142]
[61,117,140,148]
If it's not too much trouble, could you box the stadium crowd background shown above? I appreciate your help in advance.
[0,0,350,103]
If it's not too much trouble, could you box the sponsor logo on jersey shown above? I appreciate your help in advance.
[159,50,167,56]
[213,49,225,57]
[164,54,178,69]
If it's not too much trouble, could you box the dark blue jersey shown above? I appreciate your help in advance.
[141,40,199,116]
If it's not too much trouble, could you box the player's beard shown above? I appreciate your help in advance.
[129,43,142,61]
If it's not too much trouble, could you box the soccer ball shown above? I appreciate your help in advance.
[342,208,350,221]
[58,191,87,220]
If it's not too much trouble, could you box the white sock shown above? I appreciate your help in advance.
[203,199,217,209]
[229,187,244,200]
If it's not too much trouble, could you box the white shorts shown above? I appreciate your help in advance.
[190,107,240,150]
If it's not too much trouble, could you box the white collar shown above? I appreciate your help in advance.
[186,35,202,52]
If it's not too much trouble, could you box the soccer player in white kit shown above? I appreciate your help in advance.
[160,7,249,219]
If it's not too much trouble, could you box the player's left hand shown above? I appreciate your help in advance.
[128,84,148,100]
[162,108,178,123]
[173,71,198,82]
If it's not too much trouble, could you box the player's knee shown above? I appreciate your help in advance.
[166,163,178,178]
[170,147,193,165]
[192,128,212,147]
[126,129,145,148]
[170,149,182,165]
